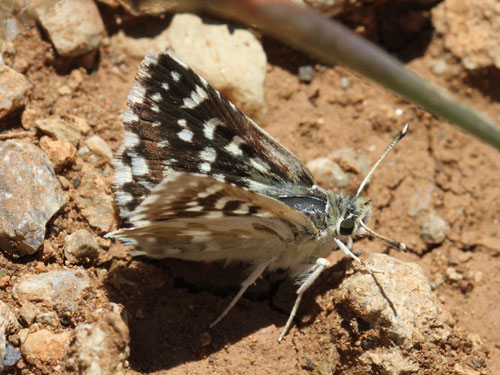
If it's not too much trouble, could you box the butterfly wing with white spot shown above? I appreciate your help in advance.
[113,51,323,223]
[109,172,318,262]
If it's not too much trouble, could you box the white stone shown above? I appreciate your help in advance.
[35,0,105,57]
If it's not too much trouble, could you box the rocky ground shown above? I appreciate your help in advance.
[0,1,499,374]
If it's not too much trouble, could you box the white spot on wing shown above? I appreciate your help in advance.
[178,129,193,142]
[161,82,169,91]
[114,160,133,184]
[200,162,211,172]
[151,104,160,113]
[249,158,270,173]
[199,147,216,162]
[123,107,139,124]
[151,92,162,102]
[158,140,169,148]
[128,82,146,105]
[130,153,149,176]
[203,119,220,140]
[123,130,140,148]
[144,51,159,66]
[182,85,208,109]
[224,136,244,156]
[177,119,187,128]
[215,197,230,210]
[171,71,181,81]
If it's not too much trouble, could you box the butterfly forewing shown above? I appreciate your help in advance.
[114,51,318,222]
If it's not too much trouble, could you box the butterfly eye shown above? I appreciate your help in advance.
[339,218,355,235]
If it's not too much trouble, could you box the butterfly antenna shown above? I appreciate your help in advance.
[355,123,409,198]
[357,219,407,251]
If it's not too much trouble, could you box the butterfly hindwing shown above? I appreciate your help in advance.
[111,172,318,262]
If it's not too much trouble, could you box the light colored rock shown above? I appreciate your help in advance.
[0,58,32,122]
[21,329,71,368]
[39,136,77,171]
[408,183,434,218]
[0,301,20,373]
[359,349,419,375]
[307,157,350,188]
[432,59,447,75]
[432,0,500,70]
[115,0,186,16]
[339,254,451,346]
[36,311,60,328]
[0,140,66,256]
[35,117,83,146]
[19,302,39,325]
[167,14,267,122]
[330,147,370,176]
[65,115,91,135]
[421,212,449,244]
[85,135,112,161]
[13,269,90,316]
[338,254,454,373]
[61,312,130,375]
[74,165,114,232]
[35,0,105,57]
[64,229,101,264]
[114,13,267,122]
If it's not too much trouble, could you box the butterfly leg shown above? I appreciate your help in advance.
[334,238,383,274]
[210,257,276,328]
[278,257,330,342]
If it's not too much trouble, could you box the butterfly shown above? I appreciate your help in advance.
[107,51,408,341]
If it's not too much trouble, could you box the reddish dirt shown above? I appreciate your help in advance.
[1,4,500,375]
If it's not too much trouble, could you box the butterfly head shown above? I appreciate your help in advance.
[327,192,371,239]
[327,124,410,251]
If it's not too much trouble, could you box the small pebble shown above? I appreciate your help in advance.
[85,135,113,161]
[432,59,447,75]
[421,213,449,245]
[64,229,100,264]
[298,65,314,83]
[340,77,350,89]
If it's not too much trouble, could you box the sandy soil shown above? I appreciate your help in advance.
[1,3,500,375]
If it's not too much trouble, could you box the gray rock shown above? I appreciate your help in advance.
[64,229,101,264]
[298,65,314,83]
[0,58,32,122]
[61,312,130,375]
[0,140,66,256]
[85,135,113,161]
[35,117,83,146]
[74,165,114,232]
[4,343,22,368]
[421,212,449,244]
[13,269,90,317]
[0,301,20,373]
[35,0,105,57]
[338,254,453,374]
